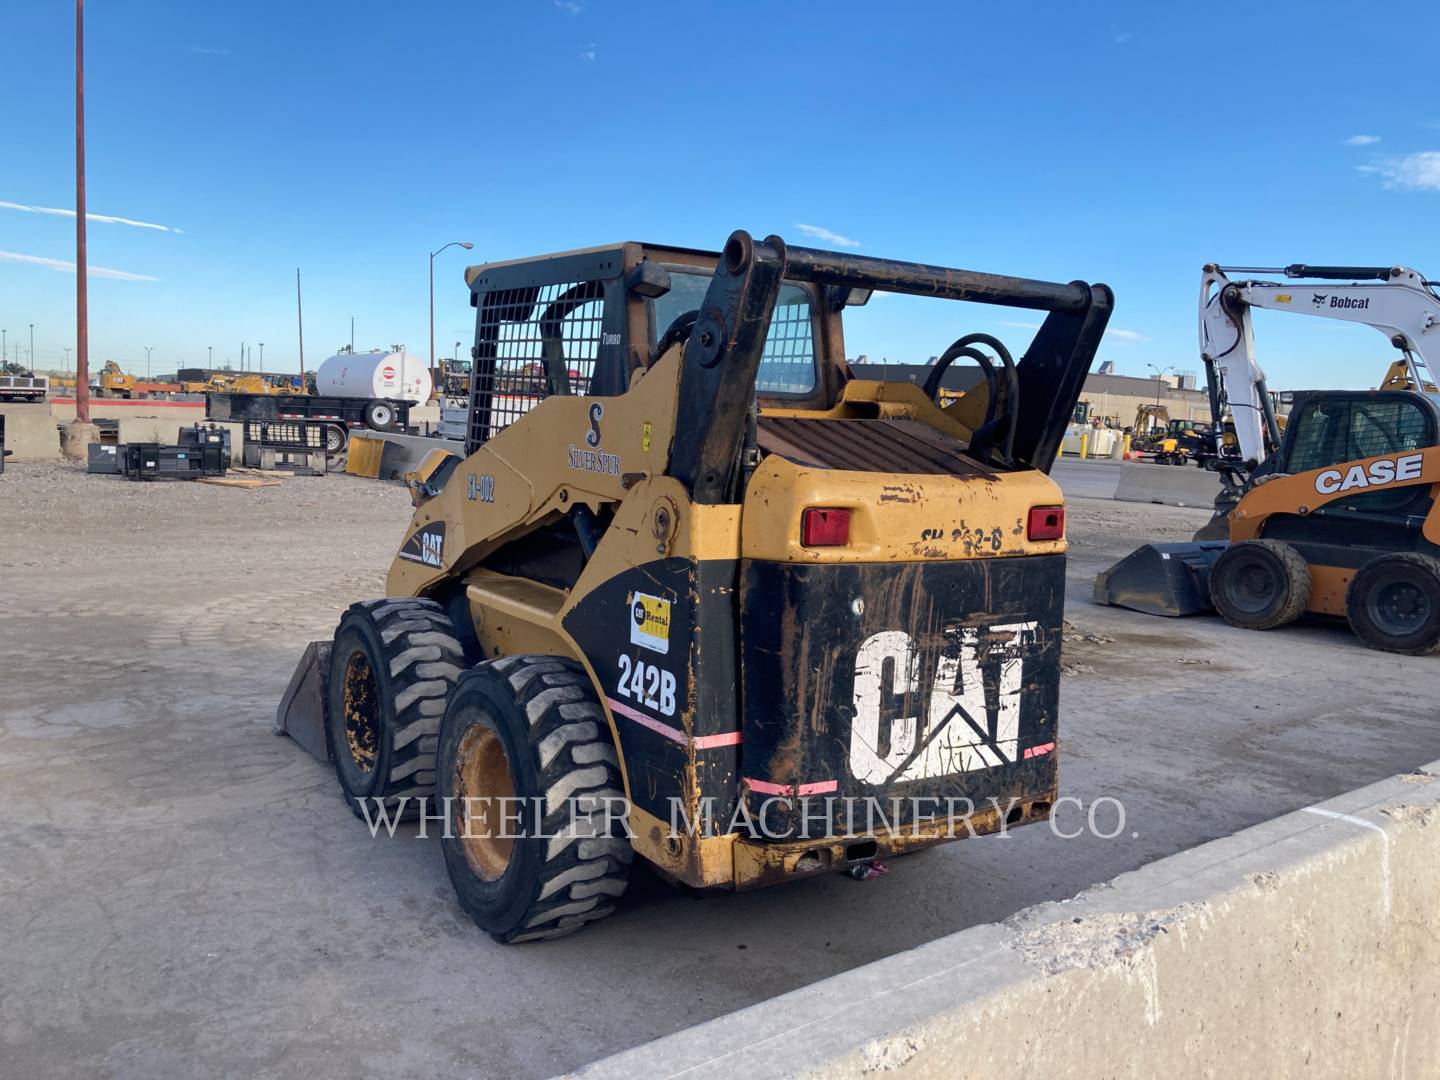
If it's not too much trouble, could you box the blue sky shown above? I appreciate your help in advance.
[1,0,1436,387]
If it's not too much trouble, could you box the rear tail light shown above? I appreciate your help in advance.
[801,507,851,547]
[1027,505,1065,541]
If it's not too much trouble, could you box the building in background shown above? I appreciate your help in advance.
[850,362,1213,427]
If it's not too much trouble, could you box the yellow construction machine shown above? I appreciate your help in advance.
[1097,263,1440,653]
[278,230,1113,940]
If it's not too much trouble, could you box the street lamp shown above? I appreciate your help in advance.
[1147,363,1177,406]
[430,241,474,367]
[63,347,71,374]
[29,323,34,373]
[454,341,461,363]
[145,345,153,379]
[259,342,264,370]
[208,345,213,366]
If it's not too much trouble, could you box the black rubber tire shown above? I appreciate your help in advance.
[436,655,632,943]
[323,424,347,454]
[326,599,465,818]
[1345,553,1440,655]
[1209,539,1311,630]
[363,400,396,431]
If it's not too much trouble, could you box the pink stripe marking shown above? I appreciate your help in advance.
[605,698,741,749]
[744,777,840,797]
[1024,742,1056,759]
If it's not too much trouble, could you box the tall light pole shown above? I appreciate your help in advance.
[429,241,474,367]
[29,324,34,373]
[454,341,461,363]
[208,345,213,367]
[63,347,71,375]
[259,342,264,370]
[145,345,153,379]
[349,316,354,352]
[2,330,6,369]
[1148,363,1176,408]
[295,268,305,384]
[74,0,90,423]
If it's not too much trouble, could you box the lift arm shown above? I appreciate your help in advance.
[1198,263,1440,484]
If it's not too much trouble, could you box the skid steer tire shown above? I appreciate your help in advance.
[1209,539,1311,631]
[1346,553,1440,655]
[326,599,465,820]
[436,655,632,943]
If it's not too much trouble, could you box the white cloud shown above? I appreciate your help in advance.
[579,42,596,61]
[0,250,158,281]
[1361,152,1440,190]
[1344,134,1381,146]
[189,46,230,56]
[999,320,1042,330]
[794,222,861,248]
[555,0,584,13]
[1114,31,1133,44]
[1108,328,1150,342]
[0,199,181,233]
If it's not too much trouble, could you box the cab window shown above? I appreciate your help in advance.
[650,271,818,395]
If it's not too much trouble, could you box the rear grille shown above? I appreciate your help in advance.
[756,418,991,476]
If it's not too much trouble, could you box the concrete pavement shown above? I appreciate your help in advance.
[3,464,1440,1078]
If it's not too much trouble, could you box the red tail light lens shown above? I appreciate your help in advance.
[801,507,851,547]
[1027,505,1065,541]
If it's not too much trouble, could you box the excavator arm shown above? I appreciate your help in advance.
[1199,263,1440,489]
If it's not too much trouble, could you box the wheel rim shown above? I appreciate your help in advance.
[341,650,380,773]
[1369,578,1431,636]
[371,405,393,427]
[1226,556,1280,615]
[326,426,344,452]
[454,719,517,881]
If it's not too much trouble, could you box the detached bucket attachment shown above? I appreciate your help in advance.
[274,640,332,763]
[1092,541,1228,617]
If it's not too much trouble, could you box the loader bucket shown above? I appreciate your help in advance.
[274,640,332,763]
[1092,541,1228,617]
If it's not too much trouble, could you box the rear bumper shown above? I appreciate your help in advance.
[737,554,1065,837]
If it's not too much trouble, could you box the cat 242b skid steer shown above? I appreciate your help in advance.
[277,230,1112,941]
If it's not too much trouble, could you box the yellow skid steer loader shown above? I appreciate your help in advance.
[278,230,1113,941]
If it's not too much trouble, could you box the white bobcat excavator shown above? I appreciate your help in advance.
[1097,263,1440,654]
[1198,263,1440,493]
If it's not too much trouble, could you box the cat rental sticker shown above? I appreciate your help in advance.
[630,592,670,655]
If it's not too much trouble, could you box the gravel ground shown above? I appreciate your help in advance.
[4,460,1440,1079]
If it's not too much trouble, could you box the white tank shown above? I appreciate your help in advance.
[316,349,432,404]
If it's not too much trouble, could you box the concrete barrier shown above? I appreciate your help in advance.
[0,409,62,461]
[1114,462,1222,509]
[48,398,207,426]
[575,762,1440,1079]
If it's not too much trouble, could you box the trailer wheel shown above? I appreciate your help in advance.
[1346,553,1440,655]
[363,400,395,431]
[326,599,465,819]
[436,655,632,943]
[323,423,347,454]
[1209,539,1310,630]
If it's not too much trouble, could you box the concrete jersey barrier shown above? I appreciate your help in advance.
[1113,462,1222,509]
[573,761,1440,1079]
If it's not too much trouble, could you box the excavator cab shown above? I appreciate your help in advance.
[279,230,1113,941]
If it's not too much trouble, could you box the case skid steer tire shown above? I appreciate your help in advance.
[326,599,465,819]
[1346,553,1440,655]
[436,655,632,943]
[1209,539,1310,631]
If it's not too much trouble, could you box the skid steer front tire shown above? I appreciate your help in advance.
[326,599,465,819]
[436,655,633,943]
[1209,539,1311,630]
